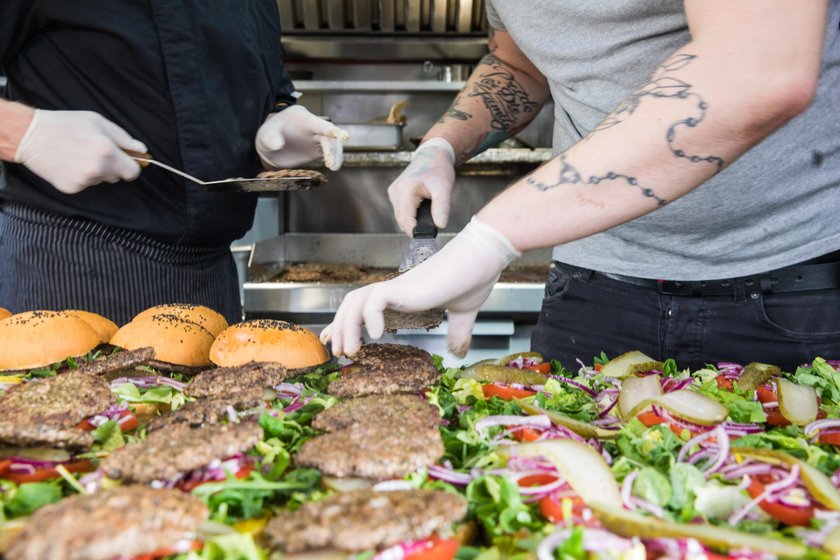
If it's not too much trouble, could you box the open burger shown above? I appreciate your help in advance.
[327,343,440,398]
[0,371,134,484]
[5,486,209,560]
[261,489,467,560]
[210,319,329,372]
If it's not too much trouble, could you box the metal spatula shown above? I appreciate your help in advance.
[126,151,326,192]
[386,199,444,332]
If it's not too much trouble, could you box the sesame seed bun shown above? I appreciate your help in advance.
[0,308,11,321]
[133,304,228,337]
[0,311,101,370]
[62,310,119,344]
[110,314,214,367]
[210,320,329,369]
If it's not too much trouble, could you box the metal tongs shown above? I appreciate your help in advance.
[126,151,326,192]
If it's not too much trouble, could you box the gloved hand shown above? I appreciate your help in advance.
[321,216,521,358]
[256,105,349,172]
[388,137,456,236]
[14,110,146,195]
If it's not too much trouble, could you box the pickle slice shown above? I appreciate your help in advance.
[627,389,728,426]
[518,401,620,440]
[776,378,818,426]
[460,364,547,386]
[506,439,622,508]
[737,362,781,391]
[601,351,664,379]
[495,351,544,366]
[618,375,662,418]
[589,502,806,558]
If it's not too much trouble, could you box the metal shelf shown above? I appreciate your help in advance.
[295,80,466,92]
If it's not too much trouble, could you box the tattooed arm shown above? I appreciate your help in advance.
[478,0,827,251]
[425,27,551,164]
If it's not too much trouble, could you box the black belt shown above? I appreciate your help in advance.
[595,257,840,297]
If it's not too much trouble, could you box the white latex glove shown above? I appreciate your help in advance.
[256,105,349,172]
[387,137,456,235]
[14,110,146,195]
[321,216,521,358]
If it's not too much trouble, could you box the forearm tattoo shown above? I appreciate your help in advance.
[438,99,472,123]
[468,54,539,132]
[593,53,724,171]
[527,155,668,207]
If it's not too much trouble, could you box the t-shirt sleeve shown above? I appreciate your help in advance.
[0,1,38,72]
[485,0,507,32]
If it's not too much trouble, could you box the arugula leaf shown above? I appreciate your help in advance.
[4,481,62,517]
[668,462,705,510]
[633,467,672,507]
[698,379,766,423]
[794,358,840,405]
[91,419,126,451]
[465,475,541,537]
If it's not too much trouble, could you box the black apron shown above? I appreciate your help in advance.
[0,202,242,326]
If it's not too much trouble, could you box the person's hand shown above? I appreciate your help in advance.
[388,138,456,236]
[14,110,146,195]
[256,105,349,172]
[321,216,521,358]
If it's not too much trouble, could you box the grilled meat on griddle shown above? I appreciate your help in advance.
[262,489,467,554]
[6,486,208,560]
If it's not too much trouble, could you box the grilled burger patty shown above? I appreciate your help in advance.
[327,344,439,398]
[74,347,155,377]
[184,362,289,399]
[6,486,208,560]
[295,422,443,480]
[101,421,262,483]
[0,371,113,449]
[147,387,265,432]
[312,394,440,433]
[263,489,467,554]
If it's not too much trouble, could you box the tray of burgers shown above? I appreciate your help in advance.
[2,303,840,559]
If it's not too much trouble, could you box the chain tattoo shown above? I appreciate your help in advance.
[527,155,667,206]
[528,54,723,205]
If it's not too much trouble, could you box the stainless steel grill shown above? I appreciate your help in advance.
[277,0,487,34]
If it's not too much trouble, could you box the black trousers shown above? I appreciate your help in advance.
[532,261,840,373]
[0,202,242,326]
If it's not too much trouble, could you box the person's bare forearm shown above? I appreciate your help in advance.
[423,34,551,164]
[0,99,35,161]
[478,1,827,253]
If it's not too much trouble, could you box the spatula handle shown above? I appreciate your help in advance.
[413,198,438,239]
[123,149,153,168]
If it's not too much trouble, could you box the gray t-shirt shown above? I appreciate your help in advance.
[487,0,840,280]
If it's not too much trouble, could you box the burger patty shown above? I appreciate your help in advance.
[101,421,262,483]
[312,394,440,433]
[262,489,467,553]
[147,387,265,432]
[75,347,155,377]
[327,343,440,398]
[184,362,290,399]
[295,422,443,480]
[0,371,113,449]
[6,486,207,560]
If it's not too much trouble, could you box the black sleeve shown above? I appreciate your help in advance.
[271,60,298,112]
[0,1,39,75]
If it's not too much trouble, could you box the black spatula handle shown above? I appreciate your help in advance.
[413,198,438,239]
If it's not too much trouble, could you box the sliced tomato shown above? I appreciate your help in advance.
[0,459,95,483]
[518,473,559,488]
[539,495,594,526]
[511,427,542,442]
[405,537,459,560]
[637,411,666,427]
[716,377,735,391]
[746,476,813,526]
[764,408,792,426]
[482,384,536,400]
[522,363,551,374]
[756,385,777,404]
[594,363,603,372]
[132,540,203,560]
[817,431,840,446]
[177,465,253,492]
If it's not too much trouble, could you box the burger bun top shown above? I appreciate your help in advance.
[210,319,329,369]
[133,304,228,337]
[62,310,119,344]
[110,314,214,367]
[0,310,101,370]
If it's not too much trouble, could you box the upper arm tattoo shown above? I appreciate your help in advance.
[468,54,539,133]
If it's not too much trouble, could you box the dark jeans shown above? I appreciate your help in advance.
[531,261,840,373]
